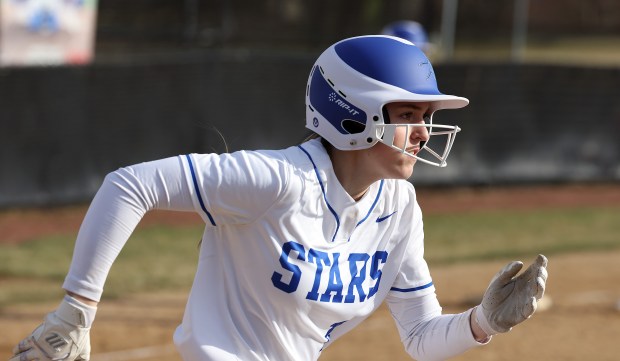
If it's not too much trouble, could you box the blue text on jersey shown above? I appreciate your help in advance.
[271,241,388,303]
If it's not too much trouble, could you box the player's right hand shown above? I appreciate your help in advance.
[10,296,95,361]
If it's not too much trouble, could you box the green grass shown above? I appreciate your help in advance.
[423,206,620,264]
[0,225,204,307]
[103,226,203,298]
[0,206,619,307]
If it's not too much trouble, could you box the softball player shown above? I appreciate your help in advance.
[11,35,548,361]
[381,20,433,55]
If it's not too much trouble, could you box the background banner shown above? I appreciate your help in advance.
[0,0,97,66]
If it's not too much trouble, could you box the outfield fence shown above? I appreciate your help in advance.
[1,51,619,207]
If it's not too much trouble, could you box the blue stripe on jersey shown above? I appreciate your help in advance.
[185,154,216,226]
[347,179,384,242]
[297,145,340,243]
[390,281,433,293]
[355,179,383,227]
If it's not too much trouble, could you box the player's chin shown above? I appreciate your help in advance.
[392,160,416,179]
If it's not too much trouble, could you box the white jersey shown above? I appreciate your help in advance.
[63,138,482,361]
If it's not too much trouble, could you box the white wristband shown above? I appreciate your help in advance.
[474,305,498,337]
[62,295,97,328]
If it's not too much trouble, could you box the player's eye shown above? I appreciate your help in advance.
[399,112,413,121]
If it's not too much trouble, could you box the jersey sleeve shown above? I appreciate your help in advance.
[385,185,487,359]
[181,150,288,226]
[63,156,200,301]
[386,293,485,360]
[388,195,435,299]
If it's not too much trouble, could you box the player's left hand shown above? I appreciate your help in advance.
[475,254,548,336]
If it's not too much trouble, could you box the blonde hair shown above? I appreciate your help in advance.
[300,131,334,154]
[301,132,321,143]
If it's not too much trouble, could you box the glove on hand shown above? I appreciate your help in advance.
[475,254,548,336]
[10,295,96,361]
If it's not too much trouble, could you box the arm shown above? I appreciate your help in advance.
[469,306,491,342]
[66,291,98,306]
[388,255,548,361]
[62,156,196,302]
[11,156,196,361]
[387,293,488,361]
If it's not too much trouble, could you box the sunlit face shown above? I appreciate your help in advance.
[366,101,431,179]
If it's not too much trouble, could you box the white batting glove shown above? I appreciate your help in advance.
[10,295,96,361]
[475,254,548,336]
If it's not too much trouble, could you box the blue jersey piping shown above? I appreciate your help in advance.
[297,145,340,242]
[185,154,216,226]
[390,281,434,293]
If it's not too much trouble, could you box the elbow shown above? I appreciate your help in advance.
[402,328,436,361]
[99,168,153,213]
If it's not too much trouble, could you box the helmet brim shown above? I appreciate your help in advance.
[388,93,469,112]
[356,87,469,114]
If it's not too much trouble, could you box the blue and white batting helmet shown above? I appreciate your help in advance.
[305,35,469,167]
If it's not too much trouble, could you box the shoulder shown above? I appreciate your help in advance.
[282,138,329,169]
[217,139,325,171]
[188,146,294,175]
[216,141,327,193]
[182,147,299,199]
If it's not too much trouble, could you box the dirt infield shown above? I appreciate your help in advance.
[1,184,619,360]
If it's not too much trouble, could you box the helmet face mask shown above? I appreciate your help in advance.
[305,35,468,167]
[376,114,461,168]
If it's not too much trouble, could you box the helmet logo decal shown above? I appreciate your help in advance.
[419,61,434,80]
[329,92,360,116]
[308,65,366,135]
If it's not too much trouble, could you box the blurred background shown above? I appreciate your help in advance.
[0,0,619,206]
[1,2,619,360]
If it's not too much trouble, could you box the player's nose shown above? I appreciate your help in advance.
[409,124,429,144]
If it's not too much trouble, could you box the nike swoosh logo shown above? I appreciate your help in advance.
[376,211,397,223]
